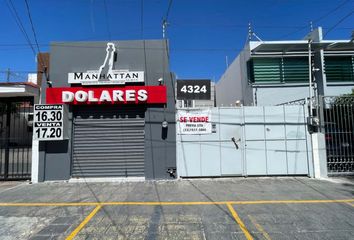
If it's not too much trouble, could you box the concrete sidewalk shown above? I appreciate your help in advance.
[0,177,353,239]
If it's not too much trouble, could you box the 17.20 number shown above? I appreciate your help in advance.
[35,128,62,139]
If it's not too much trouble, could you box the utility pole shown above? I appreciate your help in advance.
[308,39,313,119]
[162,0,172,39]
[162,19,168,39]
[248,22,262,42]
[248,22,252,41]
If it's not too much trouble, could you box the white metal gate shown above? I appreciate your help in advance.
[177,106,311,177]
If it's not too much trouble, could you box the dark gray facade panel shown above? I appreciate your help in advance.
[72,106,145,178]
[145,107,176,179]
[39,110,73,181]
[142,40,176,179]
[39,39,176,181]
[43,141,72,180]
[38,143,46,182]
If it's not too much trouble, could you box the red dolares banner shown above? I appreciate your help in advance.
[46,86,167,105]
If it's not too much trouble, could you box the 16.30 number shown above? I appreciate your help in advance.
[35,111,62,122]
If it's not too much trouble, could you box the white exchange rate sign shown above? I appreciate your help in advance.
[33,104,64,141]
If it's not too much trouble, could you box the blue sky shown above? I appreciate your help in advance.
[0,0,353,82]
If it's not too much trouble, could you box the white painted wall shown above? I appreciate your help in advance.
[216,55,244,106]
[254,85,310,105]
[325,85,354,96]
[31,139,39,183]
[311,133,328,178]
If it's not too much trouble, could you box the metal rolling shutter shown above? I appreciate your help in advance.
[72,106,145,178]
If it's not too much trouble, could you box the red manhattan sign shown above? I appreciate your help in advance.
[46,86,167,105]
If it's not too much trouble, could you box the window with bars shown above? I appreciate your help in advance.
[248,57,309,84]
[324,56,354,82]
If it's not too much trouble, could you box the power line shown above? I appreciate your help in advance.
[0,43,244,52]
[172,23,304,29]
[24,0,41,54]
[0,47,34,51]
[140,0,144,38]
[22,0,49,83]
[0,70,37,73]
[278,26,311,40]
[165,0,173,21]
[170,47,242,52]
[314,0,351,23]
[5,0,49,83]
[171,22,353,30]
[5,0,36,56]
[279,0,352,39]
[103,0,112,40]
[324,10,354,37]
[90,0,96,33]
[162,0,173,38]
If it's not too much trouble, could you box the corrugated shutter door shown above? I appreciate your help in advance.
[72,106,145,178]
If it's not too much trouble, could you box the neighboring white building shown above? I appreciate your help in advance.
[216,27,354,106]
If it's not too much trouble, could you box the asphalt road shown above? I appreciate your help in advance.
[0,177,353,240]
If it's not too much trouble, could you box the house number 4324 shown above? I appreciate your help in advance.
[180,85,207,94]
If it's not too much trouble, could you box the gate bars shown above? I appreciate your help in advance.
[0,98,33,180]
[321,96,354,175]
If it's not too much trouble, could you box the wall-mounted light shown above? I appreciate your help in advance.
[162,120,168,128]
[46,80,52,88]
[158,78,164,85]
[161,120,168,140]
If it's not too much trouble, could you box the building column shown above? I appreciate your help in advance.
[311,132,328,178]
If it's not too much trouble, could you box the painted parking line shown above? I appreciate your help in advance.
[0,199,353,207]
[228,199,354,205]
[0,202,98,207]
[248,214,272,240]
[65,202,259,240]
[104,199,354,206]
[0,200,352,239]
[227,203,253,240]
[65,205,102,240]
